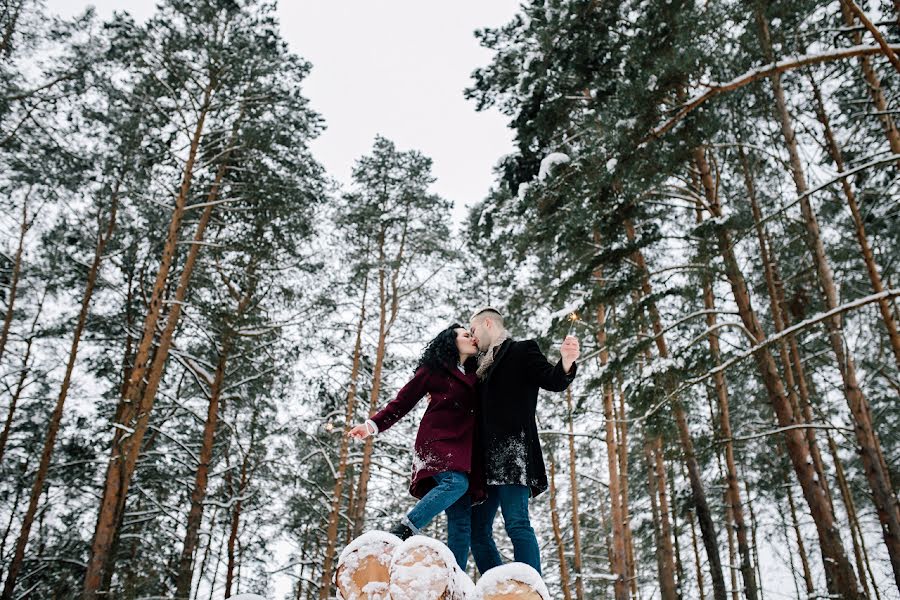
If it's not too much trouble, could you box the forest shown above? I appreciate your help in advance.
[0,0,898,599]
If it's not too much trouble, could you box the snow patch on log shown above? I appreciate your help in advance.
[473,563,550,600]
[389,535,474,600]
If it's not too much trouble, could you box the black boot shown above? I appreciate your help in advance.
[389,520,413,541]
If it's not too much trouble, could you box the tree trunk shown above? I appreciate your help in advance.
[646,440,668,599]
[839,1,900,156]
[548,457,573,600]
[0,320,36,466]
[319,273,369,599]
[624,220,727,600]
[786,480,816,598]
[353,219,407,535]
[174,334,235,598]
[695,187,757,600]
[0,191,30,367]
[615,379,637,600]
[808,73,900,370]
[651,439,678,600]
[670,465,685,600]
[687,504,706,600]
[225,447,251,598]
[82,84,215,599]
[592,241,629,600]
[828,432,877,600]
[738,146,835,515]
[755,11,900,587]
[693,144,863,598]
[2,187,119,600]
[840,0,900,74]
[565,388,584,600]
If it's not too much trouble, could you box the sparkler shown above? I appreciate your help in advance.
[566,312,580,337]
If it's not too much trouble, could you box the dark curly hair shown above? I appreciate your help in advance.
[416,323,474,374]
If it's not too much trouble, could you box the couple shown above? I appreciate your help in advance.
[349,307,579,575]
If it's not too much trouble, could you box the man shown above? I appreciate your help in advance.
[468,307,580,575]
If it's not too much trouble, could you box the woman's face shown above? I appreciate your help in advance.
[455,328,478,357]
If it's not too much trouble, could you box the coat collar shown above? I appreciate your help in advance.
[484,338,513,383]
[448,361,477,388]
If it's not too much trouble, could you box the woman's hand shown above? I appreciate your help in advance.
[348,423,371,440]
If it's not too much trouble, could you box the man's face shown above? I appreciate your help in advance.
[469,317,491,352]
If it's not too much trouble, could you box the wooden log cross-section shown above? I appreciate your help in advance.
[473,563,550,600]
[336,531,401,600]
[389,535,474,600]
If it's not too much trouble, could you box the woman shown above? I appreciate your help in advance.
[348,323,482,570]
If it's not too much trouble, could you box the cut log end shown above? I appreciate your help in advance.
[390,537,468,600]
[335,532,400,600]
[478,579,544,600]
[474,563,549,600]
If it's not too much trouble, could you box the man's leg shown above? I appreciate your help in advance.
[470,485,503,574]
[497,484,541,574]
[444,493,471,571]
[404,472,468,534]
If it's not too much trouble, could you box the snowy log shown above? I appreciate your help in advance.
[335,531,400,600]
[473,563,550,600]
[389,535,474,600]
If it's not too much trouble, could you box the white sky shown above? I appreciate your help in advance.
[44,0,521,226]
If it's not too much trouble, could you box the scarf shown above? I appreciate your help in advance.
[476,330,510,380]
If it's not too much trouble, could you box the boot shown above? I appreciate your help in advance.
[389,520,413,541]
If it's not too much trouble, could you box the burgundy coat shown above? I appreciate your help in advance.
[370,363,485,501]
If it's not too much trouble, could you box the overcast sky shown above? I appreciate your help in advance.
[44,0,521,226]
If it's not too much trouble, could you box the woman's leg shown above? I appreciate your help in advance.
[404,471,468,533]
[470,486,503,574]
[444,493,472,571]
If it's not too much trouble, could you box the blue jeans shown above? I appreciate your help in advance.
[405,471,471,570]
[470,484,540,575]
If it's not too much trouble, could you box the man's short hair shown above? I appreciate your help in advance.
[470,307,504,327]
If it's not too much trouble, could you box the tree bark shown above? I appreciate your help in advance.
[755,10,900,586]
[652,439,678,600]
[786,479,816,598]
[646,440,673,600]
[174,267,252,600]
[319,273,369,599]
[2,185,119,600]
[565,388,584,600]
[548,457,573,600]
[352,218,407,535]
[83,91,234,598]
[0,191,30,368]
[808,73,900,371]
[695,200,760,600]
[0,307,38,467]
[738,146,835,515]
[839,1,900,156]
[828,432,878,600]
[840,0,900,74]
[624,220,727,600]
[693,144,863,598]
[592,238,629,600]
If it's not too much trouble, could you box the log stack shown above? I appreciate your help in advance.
[335,532,548,600]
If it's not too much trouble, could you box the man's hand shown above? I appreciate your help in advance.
[348,423,371,440]
[561,335,580,374]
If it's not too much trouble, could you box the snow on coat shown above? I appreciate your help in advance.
[477,339,576,497]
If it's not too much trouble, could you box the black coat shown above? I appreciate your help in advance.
[477,338,577,497]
